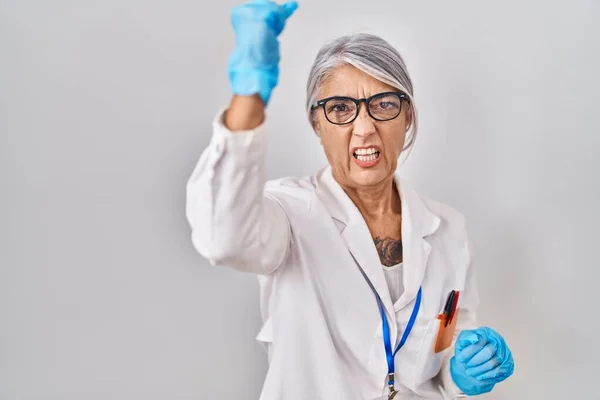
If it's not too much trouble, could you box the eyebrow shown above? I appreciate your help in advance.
[324,90,402,99]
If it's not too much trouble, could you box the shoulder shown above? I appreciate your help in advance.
[407,186,473,266]
[265,175,317,193]
[264,174,317,215]
[421,195,467,228]
[403,181,468,236]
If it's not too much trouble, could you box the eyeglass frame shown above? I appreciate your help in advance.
[310,91,410,125]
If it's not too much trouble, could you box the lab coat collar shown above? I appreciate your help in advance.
[314,166,441,322]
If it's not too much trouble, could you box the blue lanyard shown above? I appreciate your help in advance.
[376,286,422,391]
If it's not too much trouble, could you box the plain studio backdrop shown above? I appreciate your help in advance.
[1,0,599,399]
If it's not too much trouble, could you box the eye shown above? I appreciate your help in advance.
[370,95,401,112]
[324,99,357,124]
[327,102,351,113]
[372,99,400,110]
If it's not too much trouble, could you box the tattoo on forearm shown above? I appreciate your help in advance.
[373,237,403,267]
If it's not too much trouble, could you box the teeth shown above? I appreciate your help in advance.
[353,148,380,163]
[355,148,378,155]
[355,153,379,162]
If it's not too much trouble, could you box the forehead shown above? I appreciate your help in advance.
[318,64,397,98]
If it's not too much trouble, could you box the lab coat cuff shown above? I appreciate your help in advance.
[210,107,268,167]
[439,348,465,398]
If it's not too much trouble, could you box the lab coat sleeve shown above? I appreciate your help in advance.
[437,231,479,398]
[185,108,291,274]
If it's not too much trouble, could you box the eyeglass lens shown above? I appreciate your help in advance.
[324,93,402,124]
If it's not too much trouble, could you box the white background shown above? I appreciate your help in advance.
[2,0,599,399]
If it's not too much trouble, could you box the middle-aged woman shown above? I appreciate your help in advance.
[186,1,515,399]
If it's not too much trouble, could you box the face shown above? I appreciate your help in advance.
[313,65,411,190]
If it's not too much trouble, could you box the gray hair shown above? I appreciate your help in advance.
[306,33,418,151]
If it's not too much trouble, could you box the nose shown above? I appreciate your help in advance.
[352,102,376,138]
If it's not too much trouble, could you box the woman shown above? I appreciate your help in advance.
[186,1,514,399]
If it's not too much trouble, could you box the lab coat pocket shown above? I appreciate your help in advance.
[415,318,451,384]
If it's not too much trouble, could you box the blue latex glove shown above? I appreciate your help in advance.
[450,327,515,396]
[228,0,298,105]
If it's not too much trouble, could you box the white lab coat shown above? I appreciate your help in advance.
[186,110,479,400]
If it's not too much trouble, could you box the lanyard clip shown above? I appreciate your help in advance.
[387,373,397,399]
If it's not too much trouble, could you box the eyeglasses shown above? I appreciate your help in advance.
[310,91,409,125]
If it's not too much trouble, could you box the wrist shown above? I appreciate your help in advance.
[228,66,279,105]
[224,94,265,131]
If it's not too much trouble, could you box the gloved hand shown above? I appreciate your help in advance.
[450,326,515,396]
[228,0,298,105]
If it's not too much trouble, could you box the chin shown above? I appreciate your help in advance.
[348,166,392,188]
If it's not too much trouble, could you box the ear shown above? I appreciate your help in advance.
[312,115,323,139]
[404,105,413,131]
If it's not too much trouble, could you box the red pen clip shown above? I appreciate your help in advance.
[448,291,460,324]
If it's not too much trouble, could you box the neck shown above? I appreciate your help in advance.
[338,175,401,220]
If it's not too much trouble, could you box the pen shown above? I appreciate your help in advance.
[443,290,455,327]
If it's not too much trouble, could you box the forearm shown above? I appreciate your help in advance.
[185,110,290,274]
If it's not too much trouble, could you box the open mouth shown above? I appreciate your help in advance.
[353,149,381,162]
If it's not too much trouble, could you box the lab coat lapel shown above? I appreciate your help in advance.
[315,167,397,327]
[394,177,441,311]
